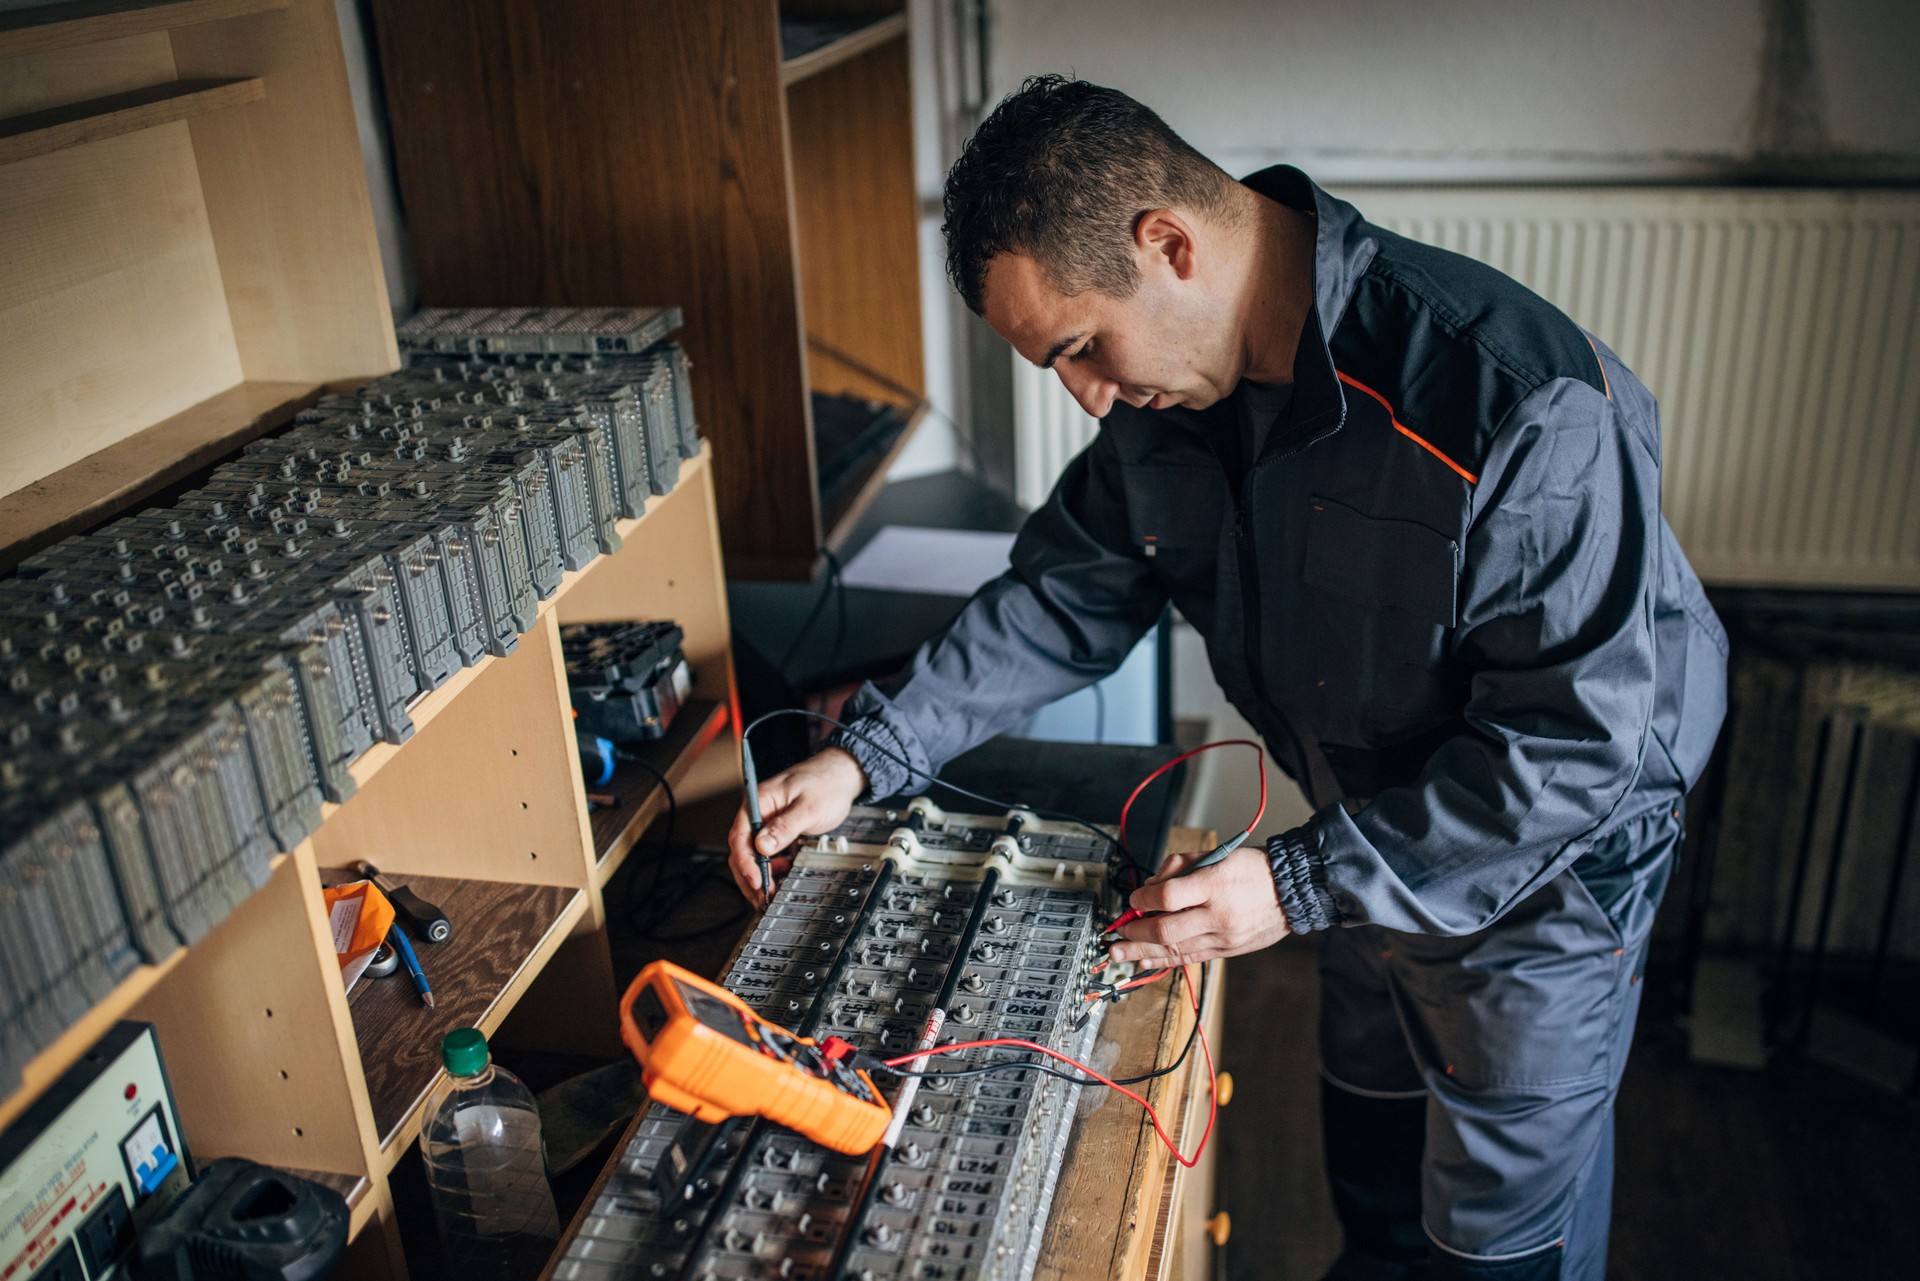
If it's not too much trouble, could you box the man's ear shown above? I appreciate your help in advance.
[1135,208,1198,280]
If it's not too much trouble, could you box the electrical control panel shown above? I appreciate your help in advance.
[1,308,700,1091]
[558,799,1123,1281]
[0,1023,190,1281]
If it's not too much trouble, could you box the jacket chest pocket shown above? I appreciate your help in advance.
[1120,464,1228,556]
[1302,495,1460,719]
[1303,495,1459,624]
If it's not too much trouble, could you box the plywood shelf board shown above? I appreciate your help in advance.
[128,851,383,1180]
[0,0,288,59]
[0,947,187,1133]
[0,74,263,165]
[779,11,906,85]
[0,378,319,572]
[346,875,583,1158]
[589,698,730,877]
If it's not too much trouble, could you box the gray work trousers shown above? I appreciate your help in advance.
[1316,805,1682,1281]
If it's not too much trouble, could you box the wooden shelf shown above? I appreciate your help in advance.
[780,11,907,86]
[0,379,319,574]
[339,447,717,797]
[1,5,743,1276]
[0,0,288,59]
[588,697,731,880]
[0,77,265,167]
[0,948,187,1133]
[346,875,585,1163]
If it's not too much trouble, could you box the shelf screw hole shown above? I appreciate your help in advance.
[529,851,539,860]
[279,1070,289,1080]
[510,749,518,757]
[521,801,529,810]
[292,1127,303,1138]
[264,1008,273,1018]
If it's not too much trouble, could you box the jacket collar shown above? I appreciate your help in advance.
[1235,165,1377,449]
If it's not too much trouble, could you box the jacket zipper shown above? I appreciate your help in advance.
[1235,436,1330,802]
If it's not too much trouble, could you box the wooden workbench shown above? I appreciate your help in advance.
[1034,827,1226,1281]
[548,826,1227,1281]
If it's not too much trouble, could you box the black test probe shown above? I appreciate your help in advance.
[740,738,774,900]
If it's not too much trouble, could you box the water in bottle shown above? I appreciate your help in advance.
[420,1027,561,1279]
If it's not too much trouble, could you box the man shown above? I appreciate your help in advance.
[728,76,1727,1281]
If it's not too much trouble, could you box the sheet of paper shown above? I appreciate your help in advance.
[840,526,1017,598]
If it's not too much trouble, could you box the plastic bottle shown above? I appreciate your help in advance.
[420,1028,561,1279]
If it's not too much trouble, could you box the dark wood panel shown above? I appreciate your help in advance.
[347,875,578,1143]
[788,34,924,410]
[368,0,819,576]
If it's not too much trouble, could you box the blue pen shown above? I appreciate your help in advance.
[387,923,436,1009]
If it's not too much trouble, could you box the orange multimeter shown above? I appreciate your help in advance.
[618,961,893,1156]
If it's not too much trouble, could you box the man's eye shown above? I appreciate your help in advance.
[1070,340,1095,362]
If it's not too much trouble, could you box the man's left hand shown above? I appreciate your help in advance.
[1106,846,1290,966]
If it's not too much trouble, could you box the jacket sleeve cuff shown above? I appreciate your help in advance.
[828,683,931,803]
[1267,826,1341,934]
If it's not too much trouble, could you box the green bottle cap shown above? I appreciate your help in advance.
[442,1028,490,1077]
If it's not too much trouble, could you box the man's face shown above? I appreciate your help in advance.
[980,218,1242,419]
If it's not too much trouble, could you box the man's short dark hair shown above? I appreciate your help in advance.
[943,75,1237,315]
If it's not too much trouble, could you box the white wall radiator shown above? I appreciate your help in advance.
[1012,186,1920,591]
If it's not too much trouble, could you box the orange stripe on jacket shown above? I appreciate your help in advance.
[1584,335,1613,400]
[1334,372,1479,485]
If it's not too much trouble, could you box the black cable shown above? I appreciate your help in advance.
[777,550,841,674]
[825,549,847,676]
[643,903,752,943]
[612,751,684,938]
[615,750,676,851]
[876,962,1209,1089]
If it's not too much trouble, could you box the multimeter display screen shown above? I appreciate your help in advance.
[674,979,755,1047]
[633,983,670,1039]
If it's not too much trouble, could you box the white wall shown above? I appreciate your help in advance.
[985,0,1920,184]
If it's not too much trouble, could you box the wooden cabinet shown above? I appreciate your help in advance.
[368,1,926,581]
[0,5,741,1277]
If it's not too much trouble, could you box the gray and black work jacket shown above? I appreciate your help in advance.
[836,166,1729,938]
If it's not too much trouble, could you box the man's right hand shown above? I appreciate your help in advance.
[727,746,869,908]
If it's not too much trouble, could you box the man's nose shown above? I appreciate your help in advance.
[1056,363,1118,419]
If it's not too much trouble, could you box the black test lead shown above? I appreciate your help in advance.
[740,733,773,901]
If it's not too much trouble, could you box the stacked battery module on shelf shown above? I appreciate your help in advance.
[0,306,699,1089]
[560,799,1123,1281]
